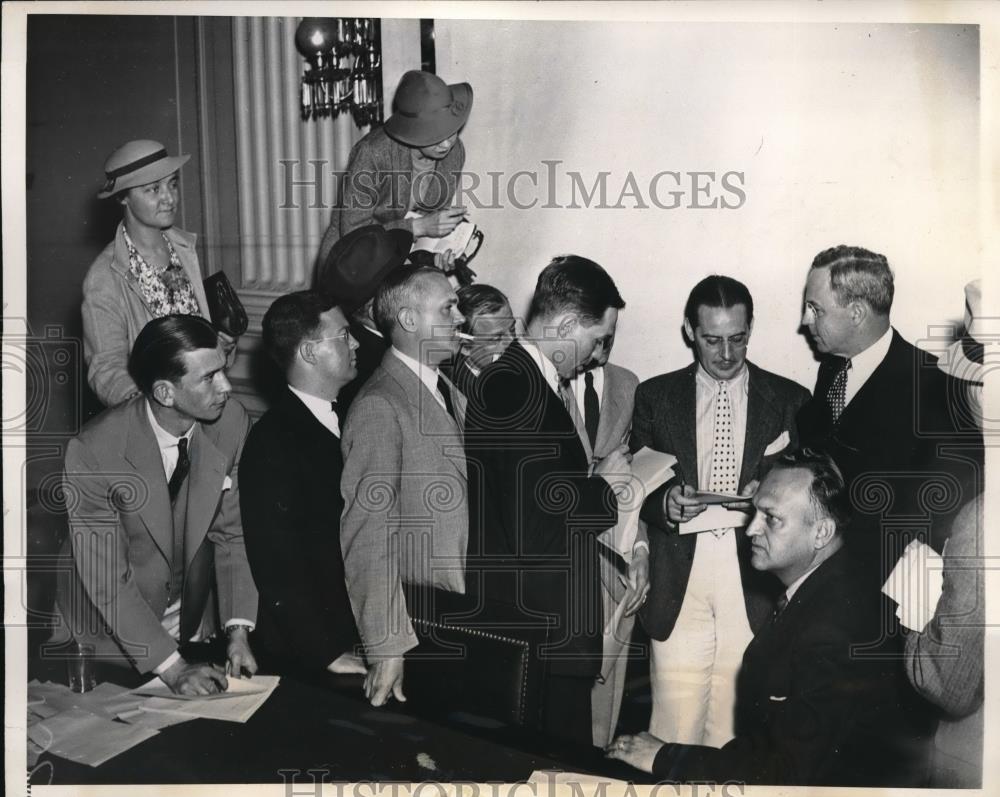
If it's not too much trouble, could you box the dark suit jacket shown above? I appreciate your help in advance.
[797,329,979,581]
[651,548,931,786]
[465,340,618,677]
[634,361,810,641]
[239,388,360,673]
[441,352,480,400]
[54,397,257,672]
[335,322,389,426]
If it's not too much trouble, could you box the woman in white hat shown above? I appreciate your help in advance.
[317,70,474,269]
[82,139,221,406]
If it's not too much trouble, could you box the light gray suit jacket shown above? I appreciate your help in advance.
[564,363,647,572]
[54,396,257,672]
[340,350,469,658]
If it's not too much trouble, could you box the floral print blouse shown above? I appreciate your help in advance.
[123,227,202,318]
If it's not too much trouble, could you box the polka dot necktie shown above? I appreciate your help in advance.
[827,358,852,425]
[709,380,737,536]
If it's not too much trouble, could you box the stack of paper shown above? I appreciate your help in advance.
[28,707,159,767]
[133,674,280,723]
[406,211,477,256]
[598,446,677,561]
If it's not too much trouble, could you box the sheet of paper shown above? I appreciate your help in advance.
[27,708,159,767]
[406,211,476,255]
[132,674,270,700]
[693,490,744,505]
[677,504,752,535]
[529,771,632,787]
[138,675,280,723]
[29,680,144,720]
[882,540,945,633]
[598,446,676,560]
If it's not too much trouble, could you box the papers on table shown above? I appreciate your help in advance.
[28,707,159,768]
[132,673,270,700]
[598,446,677,562]
[882,540,945,633]
[677,504,753,535]
[27,673,280,768]
[137,674,280,723]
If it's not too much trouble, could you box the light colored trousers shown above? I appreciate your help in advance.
[649,529,754,748]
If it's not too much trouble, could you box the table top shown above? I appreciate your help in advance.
[29,669,638,785]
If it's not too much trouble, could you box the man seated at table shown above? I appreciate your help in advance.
[607,449,930,786]
[340,265,469,707]
[240,291,366,678]
[53,315,258,695]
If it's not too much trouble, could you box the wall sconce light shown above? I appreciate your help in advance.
[295,17,383,125]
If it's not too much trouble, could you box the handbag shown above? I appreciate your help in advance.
[202,271,249,337]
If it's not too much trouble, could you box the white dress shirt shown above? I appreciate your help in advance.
[289,384,341,438]
[519,338,562,396]
[782,560,824,606]
[391,346,450,412]
[844,326,892,406]
[694,364,750,492]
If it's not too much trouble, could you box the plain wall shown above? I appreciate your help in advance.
[25,15,204,484]
[434,20,980,386]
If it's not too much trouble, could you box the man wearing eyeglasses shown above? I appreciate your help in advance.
[240,290,367,678]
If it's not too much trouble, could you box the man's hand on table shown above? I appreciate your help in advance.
[365,656,406,707]
[225,625,258,679]
[606,731,664,773]
[161,658,228,695]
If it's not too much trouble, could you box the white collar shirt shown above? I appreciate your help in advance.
[145,399,196,480]
[288,384,341,438]
[391,346,448,412]
[519,339,562,396]
[567,364,605,416]
[844,326,892,406]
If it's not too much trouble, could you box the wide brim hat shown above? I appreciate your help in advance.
[98,139,190,198]
[384,70,473,148]
[318,225,413,311]
[938,279,984,383]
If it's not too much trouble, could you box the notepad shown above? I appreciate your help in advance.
[598,446,676,561]
[677,504,752,535]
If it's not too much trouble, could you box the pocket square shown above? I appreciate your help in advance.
[768,695,788,702]
[222,475,233,491]
[764,430,791,457]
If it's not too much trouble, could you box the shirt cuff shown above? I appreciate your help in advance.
[153,649,182,675]
[223,619,255,632]
[632,540,650,555]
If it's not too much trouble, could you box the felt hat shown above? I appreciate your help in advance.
[384,70,473,148]
[938,280,984,384]
[98,139,190,199]
[318,225,413,310]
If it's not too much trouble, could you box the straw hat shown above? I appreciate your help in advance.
[98,139,190,199]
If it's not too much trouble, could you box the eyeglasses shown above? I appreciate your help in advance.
[308,332,352,344]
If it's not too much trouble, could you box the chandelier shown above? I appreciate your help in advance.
[294,17,383,125]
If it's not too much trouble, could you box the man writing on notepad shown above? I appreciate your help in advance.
[633,276,809,748]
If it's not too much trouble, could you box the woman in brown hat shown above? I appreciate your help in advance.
[82,139,230,406]
[317,70,474,268]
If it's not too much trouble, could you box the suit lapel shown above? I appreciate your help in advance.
[183,424,227,563]
[669,365,699,487]
[122,400,173,558]
[382,353,467,479]
[740,363,777,487]
[565,380,593,459]
[596,367,624,456]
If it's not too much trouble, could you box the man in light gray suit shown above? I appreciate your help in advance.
[562,332,647,746]
[341,264,468,708]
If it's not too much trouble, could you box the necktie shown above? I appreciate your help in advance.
[773,592,789,621]
[708,381,737,536]
[168,437,190,503]
[584,371,600,450]
[437,375,456,421]
[827,358,852,424]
